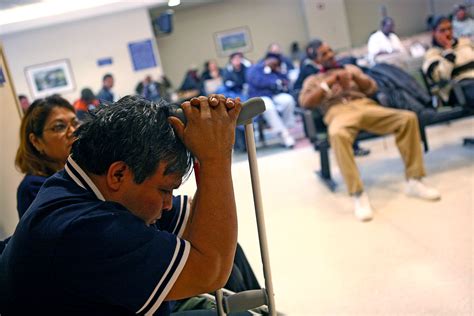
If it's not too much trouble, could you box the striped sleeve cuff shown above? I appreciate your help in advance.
[136,237,190,315]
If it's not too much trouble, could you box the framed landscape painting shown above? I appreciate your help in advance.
[214,26,253,57]
[25,59,75,98]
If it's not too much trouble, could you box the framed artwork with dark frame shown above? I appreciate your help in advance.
[214,26,253,57]
[25,59,75,98]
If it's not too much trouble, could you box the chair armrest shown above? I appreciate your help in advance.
[451,80,472,106]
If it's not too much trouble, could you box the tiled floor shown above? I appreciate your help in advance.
[177,117,474,316]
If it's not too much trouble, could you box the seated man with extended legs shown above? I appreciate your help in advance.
[299,39,440,222]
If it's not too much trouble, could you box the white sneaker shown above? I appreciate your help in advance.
[353,192,374,222]
[281,130,295,148]
[405,178,441,201]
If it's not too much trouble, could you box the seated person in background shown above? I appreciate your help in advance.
[73,88,100,120]
[201,59,223,95]
[452,4,474,39]
[423,15,474,106]
[135,75,162,102]
[218,52,251,100]
[290,41,306,67]
[18,94,30,114]
[179,66,204,99]
[158,74,174,101]
[15,96,79,219]
[247,52,296,148]
[367,17,409,66]
[0,95,243,315]
[294,39,370,157]
[265,42,295,75]
[217,52,251,152]
[97,73,115,102]
[299,39,440,222]
[293,39,323,92]
[201,59,223,81]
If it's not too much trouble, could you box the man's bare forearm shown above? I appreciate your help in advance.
[183,159,237,278]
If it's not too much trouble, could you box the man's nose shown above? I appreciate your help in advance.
[163,194,173,211]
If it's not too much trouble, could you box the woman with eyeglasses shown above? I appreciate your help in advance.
[15,95,79,219]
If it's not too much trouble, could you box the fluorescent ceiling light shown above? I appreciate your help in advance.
[168,0,180,7]
[0,0,167,35]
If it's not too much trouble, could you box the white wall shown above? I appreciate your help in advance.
[1,8,162,103]
[344,0,467,48]
[345,0,431,47]
[301,0,352,50]
[0,44,23,237]
[154,0,308,87]
[431,0,468,16]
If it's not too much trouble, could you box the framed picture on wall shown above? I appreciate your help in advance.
[25,59,75,99]
[214,26,253,57]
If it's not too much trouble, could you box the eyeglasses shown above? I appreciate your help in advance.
[43,119,80,134]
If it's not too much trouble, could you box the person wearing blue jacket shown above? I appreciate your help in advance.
[247,52,296,148]
[219,52,251,100]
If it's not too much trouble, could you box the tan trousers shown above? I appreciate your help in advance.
[324,98,426,195]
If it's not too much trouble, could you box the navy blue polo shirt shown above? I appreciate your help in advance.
[0,157,191,315]
[16,174,47,219]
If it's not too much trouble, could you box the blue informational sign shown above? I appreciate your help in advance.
[97,57,113,67]
[0,67,5,85]
[128,39,157,71]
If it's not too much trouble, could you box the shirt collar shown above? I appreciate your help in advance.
[65,155,106,201]
[320,62,343,73]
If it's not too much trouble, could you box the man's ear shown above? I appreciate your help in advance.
[106,161,131,191]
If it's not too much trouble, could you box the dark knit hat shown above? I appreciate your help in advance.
[264,52,282,62]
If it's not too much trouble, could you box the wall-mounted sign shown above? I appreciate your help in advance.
[0,66,5,85]
[128,39,157,71]
[97,57,113,67]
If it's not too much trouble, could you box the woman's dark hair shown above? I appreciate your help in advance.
[71,95,193,184]
[15,95,75,176]
[430,15,450,31]
[81,88,96,103]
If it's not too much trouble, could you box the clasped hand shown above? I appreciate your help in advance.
[168,95,242,163]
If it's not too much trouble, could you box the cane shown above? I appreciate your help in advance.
[170,97,276,316]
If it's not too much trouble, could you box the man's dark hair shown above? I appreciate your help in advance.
[102,73,113,82]
[18,94,27,101]
[229,52,243,61]
[71,95,193,183]
[454,4,466,14]
[381,16,393,28]
[306,39,323,59]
